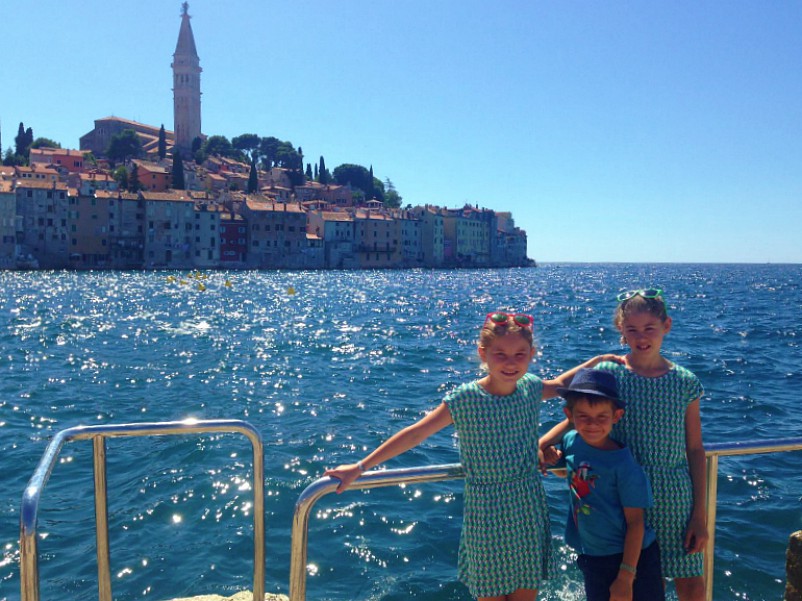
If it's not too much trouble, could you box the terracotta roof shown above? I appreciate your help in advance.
[132,160,170,174]
[80,172,114,181]
[96,116,174,136]
[15,180,68,190]
[94,190,139,200]
[321,211,353,222]
[245,197,305,213]
[140,191,193,202]
[30,148,85,158]
[0,181,13,193]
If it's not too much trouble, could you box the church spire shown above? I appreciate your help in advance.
[172,2,202,153]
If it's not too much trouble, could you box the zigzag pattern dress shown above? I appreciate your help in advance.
[598,361,705,578]
[444,373,554,597]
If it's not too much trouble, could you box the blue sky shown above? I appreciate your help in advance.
[3,1,801,263]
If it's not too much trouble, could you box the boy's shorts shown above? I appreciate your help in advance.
[577,540,664,601]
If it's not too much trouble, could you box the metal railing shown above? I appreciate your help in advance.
[290,463,466,601]
[290,437,802,601]
[703,437,802,601]
[20,419,265,601]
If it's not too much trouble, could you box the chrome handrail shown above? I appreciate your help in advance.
[290,438,802,601]
[20,419,265,601]
[703,437,802,601]
[290,463,466,601]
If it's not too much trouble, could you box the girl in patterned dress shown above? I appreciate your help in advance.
[541,289,707,601]
[326,312,618,601]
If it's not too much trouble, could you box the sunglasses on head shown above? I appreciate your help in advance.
[485,312,534,329]
[616,288,663,303]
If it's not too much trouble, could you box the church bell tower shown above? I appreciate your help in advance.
[172,2,202,154]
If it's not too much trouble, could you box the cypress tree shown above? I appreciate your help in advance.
[247,156,258,193]
[158,124,167,160]
[172,151,186,190]
[318,156,328,184]
[305,163,313,180]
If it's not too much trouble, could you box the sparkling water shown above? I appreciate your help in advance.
[1,265,800,600]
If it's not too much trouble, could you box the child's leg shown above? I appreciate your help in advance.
[674,575,705,601]
[577,553,621,601]
[632,541,665,601]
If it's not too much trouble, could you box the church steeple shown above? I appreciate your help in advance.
[172,2,202,153]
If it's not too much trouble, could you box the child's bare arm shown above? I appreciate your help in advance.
[609,507,644,601]
[542,354,624,399]
[325,402,453,493]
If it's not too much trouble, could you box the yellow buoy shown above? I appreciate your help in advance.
[224,280,233,288]
[287,286,296,295]
[198,282,206,292]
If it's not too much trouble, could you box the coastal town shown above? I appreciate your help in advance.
[0,3,530,272]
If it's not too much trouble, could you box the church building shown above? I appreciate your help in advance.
[80,3,203,157]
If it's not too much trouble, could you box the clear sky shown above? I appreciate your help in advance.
[3,1,801,263]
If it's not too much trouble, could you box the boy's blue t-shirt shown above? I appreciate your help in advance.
[559,430,656,556]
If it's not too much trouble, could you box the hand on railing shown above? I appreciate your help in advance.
[324,463,363,493]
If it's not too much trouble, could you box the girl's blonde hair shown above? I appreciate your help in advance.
[614,294,669,344]
[479,320,534,349]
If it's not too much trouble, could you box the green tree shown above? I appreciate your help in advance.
[371,177,385,202]
[14,123,25,156]
[247,156,258,193]
[200,135,234,159]
[106,129,142,165]
[2,148,15,166]
[333,163,373,194]
[15,122,33,162]
[275,141,302,170]
[113,165,129,190]
[318,156,329,184]
[305,163,313,180]
[384,178,402,208]
[129,163,141,192]
[83,151,98,168]
[233,133,261,162]
[259,136,281,169]
[31,137,61,149]
[158,125,167,160]
[172,150,185,190]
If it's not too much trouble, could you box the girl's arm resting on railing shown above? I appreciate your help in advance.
[324,402,454,493]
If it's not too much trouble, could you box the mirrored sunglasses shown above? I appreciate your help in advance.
[616,288,663,303]
[485,312,534,329]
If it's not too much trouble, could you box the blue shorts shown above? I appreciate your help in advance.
[577,541,664,601]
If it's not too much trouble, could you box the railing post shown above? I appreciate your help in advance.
[704,453,719,601]
[93,435,112,601]
[20,420,265,601]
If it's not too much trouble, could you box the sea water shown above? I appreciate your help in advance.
[1,265,801,601]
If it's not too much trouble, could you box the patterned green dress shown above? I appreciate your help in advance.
[598,361,705,578]
[444,373,553,597]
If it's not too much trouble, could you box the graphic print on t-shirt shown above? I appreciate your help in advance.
[570,461,598,521]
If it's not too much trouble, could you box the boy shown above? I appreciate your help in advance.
[541,368,664,601]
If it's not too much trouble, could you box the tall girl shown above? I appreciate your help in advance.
[542,289,708,601]
[326,312,617,601]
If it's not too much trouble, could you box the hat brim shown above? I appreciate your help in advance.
[556,387,626,408]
